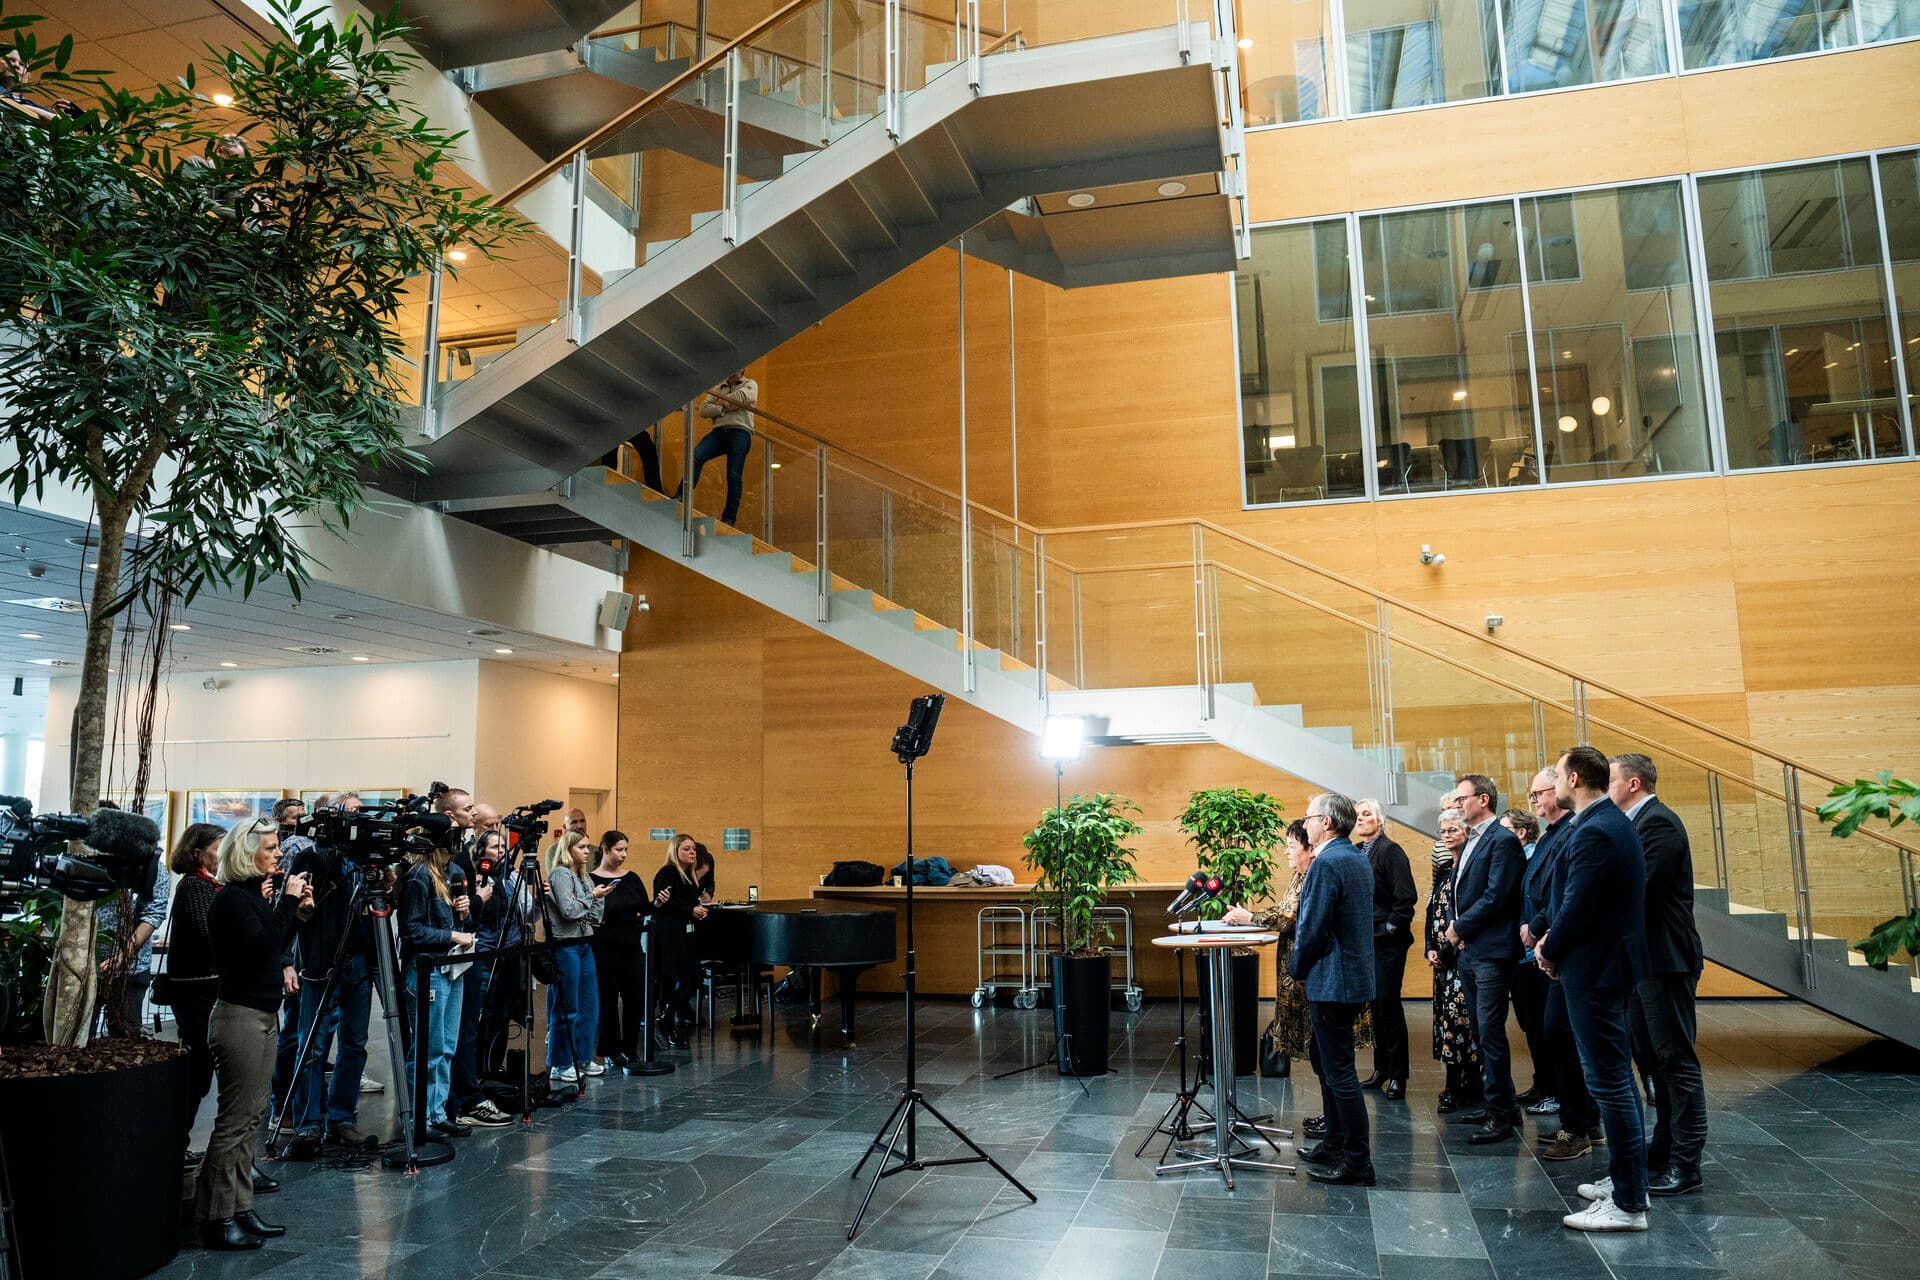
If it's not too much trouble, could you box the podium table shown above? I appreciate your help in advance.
[1150,931,1295,1188]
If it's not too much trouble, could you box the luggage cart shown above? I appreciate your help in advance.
[973,904,1038,1008]
[1029,905,1144,1011]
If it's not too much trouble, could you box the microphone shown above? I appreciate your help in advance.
[1166,872,1227,918]
[448,865,470,920]
[86,807,162,861]
[0,795,32,818]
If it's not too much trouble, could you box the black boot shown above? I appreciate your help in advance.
[249,1165,280,1195]
[234,1210,285,1238]
[199,1218,264,1251]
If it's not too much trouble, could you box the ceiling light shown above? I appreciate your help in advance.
[447,247,468,262]
[1066,193,1096,208]
[1823,361,1840,369]
[493,647,514,654]
[211,92,232,107]
[1559,350,1572,359]
[86,561,99,571]
[7,597,83,613]
[1784,347,1799,356]
[1557,415,1578,433]
[1363,294,1376,302]
[1156,181,1188,197]
[168,623,191,632]
[1590,395,1611,416]
[769,460,782,470]
[219,661,238,668]
[1451,389,1469,401]
[29,658,75,668]
[1236,36,1254,49]
[352,655,370,662]
[16,632,40,640]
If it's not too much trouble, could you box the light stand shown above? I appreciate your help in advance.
[630,909,675,1075]
[848,694,1035,1240]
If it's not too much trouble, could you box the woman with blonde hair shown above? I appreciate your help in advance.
[195,819,311,1250]
[400,829,474,1137]
[651,834,709,1048]
[544,829,609,1082]
[1425,808,1482,1114]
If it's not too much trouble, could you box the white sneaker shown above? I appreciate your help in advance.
[1563,1196,1647,1232]
[582,1060,606,1077]
[550,1066,578,1083]
[359,1077,385,1094]
[1577,1176,1614,1202]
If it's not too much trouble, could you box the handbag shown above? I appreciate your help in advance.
[147,906,176,1007]
[1259,1026,1289,1078]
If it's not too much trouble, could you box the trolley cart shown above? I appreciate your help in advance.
[973,904,1038,1008]
[1029,905,1144,1011]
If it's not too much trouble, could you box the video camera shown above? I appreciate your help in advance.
[497,800,562,876]
[0,795,161,907]
[294,793,454,871]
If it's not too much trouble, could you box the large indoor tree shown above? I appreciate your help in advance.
[0,0,522,1044]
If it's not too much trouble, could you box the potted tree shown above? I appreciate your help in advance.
[1817,771,1920,969]
[0,4,521,1276]
[1179,788,1285,1076]
[1021,793,1142,1076]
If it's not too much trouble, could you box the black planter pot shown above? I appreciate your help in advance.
[1049,953,1112,1077]
[1194,951,1262,1076]
[0,1050,189,1280]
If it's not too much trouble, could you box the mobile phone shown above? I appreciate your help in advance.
[747,885,759,902]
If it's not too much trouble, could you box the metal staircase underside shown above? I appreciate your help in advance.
[393,26,1234,504]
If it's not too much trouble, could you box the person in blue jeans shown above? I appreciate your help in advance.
[400,841,474,1139]
[674,371,758,526]
[282,842,380,1155]
[544,830,606,1083]
[1538,744,1652,1233]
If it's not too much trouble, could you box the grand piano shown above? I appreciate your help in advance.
[697,898,896,1042]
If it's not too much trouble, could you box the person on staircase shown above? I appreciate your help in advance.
[675,370,758,527]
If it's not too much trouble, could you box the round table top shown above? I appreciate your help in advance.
[1151,933,1277,949]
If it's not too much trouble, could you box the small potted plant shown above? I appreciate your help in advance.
[1179,787,1285,1075]
[1022,793,1142,1076]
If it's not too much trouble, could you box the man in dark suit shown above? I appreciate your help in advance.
[1539,745,1652,1233]
[1521,767,1601,1162]
[1353,798,1416,1099]
[1610,753,1707,1196]
[1442,772,1525,1143]
[1292,792,1377,1187]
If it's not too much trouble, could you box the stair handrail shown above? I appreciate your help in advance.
[490,0,816,210]
[587,20,892,94]
[590,4,1010,45]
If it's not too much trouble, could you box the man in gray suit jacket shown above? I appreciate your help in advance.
[1292,792,1377,1186]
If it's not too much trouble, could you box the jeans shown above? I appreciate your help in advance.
[684,425,752,525]
[448,964,485,1115]
[1370,937,1411,1079]
[1544,981,1597,1131]
[546,941,600,1073]
[1459,955,1518,1121]
[403,965,463,1126]
[1632,972,1707,1175]
[1563,982,1649,1212]
[288,954,373,1133]
[1307,1001,1370,1161]
[1510,960,1552,1093]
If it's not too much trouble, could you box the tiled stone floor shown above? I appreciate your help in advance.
[154,997,1920,1279]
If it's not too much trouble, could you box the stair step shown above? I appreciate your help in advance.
[1306,724,1353,749]
[1726,903,1790,938]
[1256,703,1305,727]
[1693,885,1730,914]
[1784,926,1851,962]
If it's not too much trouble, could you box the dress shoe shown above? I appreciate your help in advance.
[431,1118,470,1138]
[1301,1115,1328,1139]
[199,1218,264,1251]
[1587,1125,1607,1146]
[1435,1091,1459,1114]
[249,1166,279,1195]
[233,1210,285,1239]
[284,1131,322,1161]
[1360,1072,1387,1090]
[1516,1085,1545,1106]
[1382,1079,1406,1101]
[1467,1120,1516,1145]
[1537,1129,1593,1161]
[1649,1167,1703,1196]
[1297,1140,1343,1166]
[1454,1108,1490,1126]
[1525,1096,1561,1116]
[1308,1157,1376,1186]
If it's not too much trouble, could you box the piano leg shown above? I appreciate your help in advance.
[837,966,871,1043]
[808,965,823,1029]
[731,962,758,1029]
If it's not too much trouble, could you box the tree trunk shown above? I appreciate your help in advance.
[43,497,132,1046]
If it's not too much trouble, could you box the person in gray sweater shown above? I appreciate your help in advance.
[544,831,609,1082]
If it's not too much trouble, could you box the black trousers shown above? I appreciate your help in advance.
[1632,972,1707,1175]
[1543,979,1597,1131]
[1308,1001,1369,1161]
[174,985,219,1145]
[653,921,699,1029]
[1370,936,1411,1080]
[1511,960,1552,1093]
[1459,955,1518,1121]
[592,929,647,1059]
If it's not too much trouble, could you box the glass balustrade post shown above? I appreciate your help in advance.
[1033,532,1047,704]
[884,0,901,138]
[1707,772,1730,891]
[565,150,587,345]
[1784,764,1816,989]
[1072,573,1085,689]
[966,0,982,90]
[681,403,696,558]
[1191,524,1212,718]
[815,445,829,623]
[418,258,443,430]
[819,0,834,144]
[761,443,774,545]
[960,505,976,693]
[721,50,741,246]
[695,0,710,107]
[1530,699,1547,771]
[1571,677,1589,743]
[1375,598,1396,767]
[880,491,894,600]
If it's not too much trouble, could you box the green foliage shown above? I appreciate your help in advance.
[1021,794,1142,957]
[1816,772,1920,969]
[1178,787,1285,921]
[0,891,62,1042]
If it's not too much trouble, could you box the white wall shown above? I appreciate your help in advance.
[473,661,619,827]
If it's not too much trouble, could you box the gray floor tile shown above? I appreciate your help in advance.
[1155,1245,1271,1280]
[1368,1191,1487,1259]
[1266,1211,1381,1278]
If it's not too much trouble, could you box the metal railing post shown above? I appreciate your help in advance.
[1192,524,1213,718]
[761,443,774,545]
[1375,598,1396,770]
[721,49,742,245]
[1707,771,1729,892]
[681,403,697,558]
[815,445,830,622]
[418,258,443,430]
[1033,532,1047,702]
[565,150,587,344]
[1072,572,1084,689]
[1572,677,1589,744]
[960,506,976,692]
[1530,698,1547,772]
[820,0,835,143]
[966,0,982,90]
[1176,0,1193,63]
[1784,764,1816,989]
[884,0,901,138]
[880,491,894,600]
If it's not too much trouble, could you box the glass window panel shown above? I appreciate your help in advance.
[1523,193,1583,283]
[1240,0,1336,124]
[1700,158,1907,469]
[1857,0,1920,39]
[1346,0,1502,112]
[1363,201,1538,494]
[1877,150,1919,435]
[1502,0,1669,92]
[1240,221,1367,504]
[1524,184,1714,482]
[1677,0,1858,69]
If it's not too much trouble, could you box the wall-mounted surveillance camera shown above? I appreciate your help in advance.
[634,595,651,614]
[201,678,219,692]
[1420,544,1446,567]
[1485,614,1505,633]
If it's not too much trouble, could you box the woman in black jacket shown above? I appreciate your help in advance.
[652,835,709,1047]
[195,819,311,1251]
[163,822,227,1160]
[589,830,653,1067]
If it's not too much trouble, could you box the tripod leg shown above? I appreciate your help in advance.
[916,1098,1035,1202]
[850,1091,911,1179]
[1136,1093,1183,1158]
[846,1096,915,1240]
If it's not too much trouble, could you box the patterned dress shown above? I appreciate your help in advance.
[1426,856,1480,1067]
[1253,868,1373,1062]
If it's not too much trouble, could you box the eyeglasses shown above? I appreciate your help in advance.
[1304,812,1328,823]
[1528,786,1555,798]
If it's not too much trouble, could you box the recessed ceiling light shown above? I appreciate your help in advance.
[1066,193,1096,208]
[1157,181,1188,197]
[769,461,782,470]
[447,248,468,262]
[7,597,84,613]
[1451,389,1469,401]
[168,623,191,632]
[16,632,40,640]
[1590,395,1611,415]
[1559,350,1572,359]
[332,613,358,622]
[211,92,233,107]
[1237,36,1254,49]
[219,661,238,668]
[465,628,502,638]
[493,647,514,655]
[351,655,370,662]
[28,658,75,668]
[86,562,99,570]
[1557,415,1579,433]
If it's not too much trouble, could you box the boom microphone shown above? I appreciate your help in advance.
[0,795,32,818]
[85,807,162,861]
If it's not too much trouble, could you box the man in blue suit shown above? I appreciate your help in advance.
[1442,772,1526,1144]
[1539,745,1652,1233]
[1291,792,1377,1186]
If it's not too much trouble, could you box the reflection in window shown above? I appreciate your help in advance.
[1677,0,1858,69]
[1523,184,1714,481]
[1857,0,1920,40]
[1876,150,1919,436]
[1700,158,1908,469]
[1239,221,1367,505]
[1346,0,1500,111]
[1503,0,1669,92]
[1364,202,1537,494]
[1239,0,1335,124]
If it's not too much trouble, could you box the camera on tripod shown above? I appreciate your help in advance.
[293,803,451,872]
[0,795,161,907]
[500,799,562,865]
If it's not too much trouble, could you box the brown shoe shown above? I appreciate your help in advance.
[1538,1129,1594,1161]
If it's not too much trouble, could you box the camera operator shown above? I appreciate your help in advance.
[280,824,382,1156]
[653,835,710,1049]
[400,827,475,1139]
[93,817,169,1031]
[196,818,312,1251]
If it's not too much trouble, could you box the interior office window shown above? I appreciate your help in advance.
[1677,0,1858,69]
[1239,0,1335,124]
[1522,183,1714,482]
[1240,221,1367,505]
[1878,149,1919,429]
[1522,193,1583,283]
[1700,158,1907,469]
[1363,202,1537,494]
[1856,0,1920,40]
[1346,0,1501,112]
[1502,0,1669,92]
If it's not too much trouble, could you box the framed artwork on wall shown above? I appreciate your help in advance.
[103,791,172,845]
[184,789,284,830]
